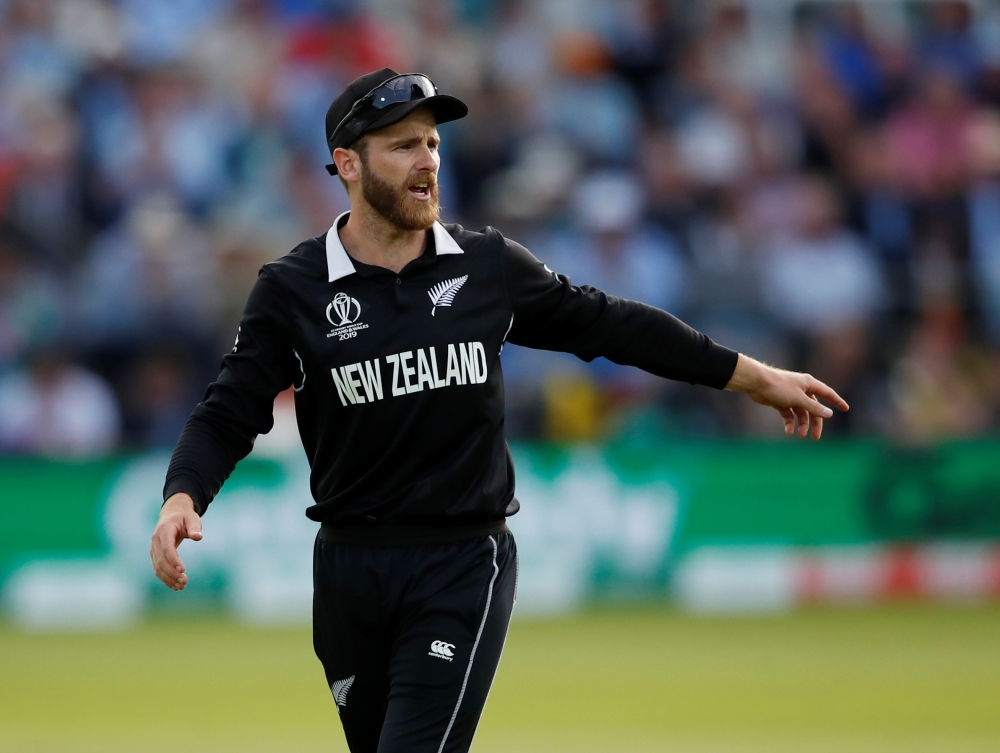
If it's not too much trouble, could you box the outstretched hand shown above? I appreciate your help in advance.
[725,354,849,440]
[150,492,203,591]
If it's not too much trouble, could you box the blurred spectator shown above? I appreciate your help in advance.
[405,0,486,99]
[0,346,121,456]
[188,0,283,105]
[543,29,642,164]
[675,93,753,189]
[119,0,232,67]
[884,65,979,200]
[52,0,126,67]
[544,171,688,313]
[0,230,64,369]
[889,312,996,441]
[846,127,913,311]
[491,0,552,93]
[74,192,219,343]
[761,175,885,338]
[696,1,793,101]
[969,110,1000,342]
[819,5,888,119]
[121,347,197,447]
[602,0,684,104]
[917,1,982,91]
[2,1,78,103]
[81,65,242,216]
[5,98,82,263]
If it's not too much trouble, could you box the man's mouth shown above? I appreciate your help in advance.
[408,182,431,200]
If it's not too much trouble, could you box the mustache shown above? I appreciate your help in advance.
[406,173,437,188]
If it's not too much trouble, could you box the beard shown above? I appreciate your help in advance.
[359,160,440,231]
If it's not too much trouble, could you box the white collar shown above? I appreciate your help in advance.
[325,211,356,283]
[325,211,464,283]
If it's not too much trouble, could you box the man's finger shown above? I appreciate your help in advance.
[150,538,168,578]
[185,513,203,541]
[172,514,202,546]
[778,407,795,436]
[153,559,181,590]
[155,525,185,573]
[150,542,179,584]
[796,392,834,419]
[792,406,810,437]
[806,377,849,412]
[810,412,823,440]
[158,561,186,591]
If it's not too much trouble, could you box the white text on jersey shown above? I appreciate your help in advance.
[330,342,488,406]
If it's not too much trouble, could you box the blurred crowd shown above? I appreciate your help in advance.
[1,0,1000,457]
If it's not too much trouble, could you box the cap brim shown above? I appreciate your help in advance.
[326,95,468,176]
[366,94,468,131]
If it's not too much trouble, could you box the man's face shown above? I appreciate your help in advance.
[356,107,442,231]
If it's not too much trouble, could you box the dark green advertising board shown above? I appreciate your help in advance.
[1,440,998,622]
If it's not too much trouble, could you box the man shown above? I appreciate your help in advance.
[151,69,848,753]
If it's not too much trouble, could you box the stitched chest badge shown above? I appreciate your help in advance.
[428,275,468,316]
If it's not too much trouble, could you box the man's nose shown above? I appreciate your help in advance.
[413,143,439,173]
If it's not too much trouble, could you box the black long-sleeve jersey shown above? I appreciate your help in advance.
[163,212,739,544]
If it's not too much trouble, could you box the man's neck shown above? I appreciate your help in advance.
[339,203,430,274]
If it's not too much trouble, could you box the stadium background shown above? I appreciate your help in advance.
[0,0,998,750]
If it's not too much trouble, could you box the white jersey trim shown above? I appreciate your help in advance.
[326,212,464,282]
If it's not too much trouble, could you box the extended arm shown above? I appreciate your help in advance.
[498,234,737,388]
[151,269,295,590]
[498,233,847,436]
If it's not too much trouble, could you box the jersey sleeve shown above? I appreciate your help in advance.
[163,268,296,514]
[497,232,739,389]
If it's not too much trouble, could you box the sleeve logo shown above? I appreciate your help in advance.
[427,275,468,316]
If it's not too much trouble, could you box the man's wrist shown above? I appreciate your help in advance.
[725,353,770,394]
[161,492,196,517]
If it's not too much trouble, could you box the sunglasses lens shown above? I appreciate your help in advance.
[371,75,436,109]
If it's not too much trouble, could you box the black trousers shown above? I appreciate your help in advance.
[312,531,518,753]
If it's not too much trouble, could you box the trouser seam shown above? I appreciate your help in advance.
[435,535,500,753]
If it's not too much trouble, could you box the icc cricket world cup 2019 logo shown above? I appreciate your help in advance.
[326,292,367,341]
[327,292,361,327]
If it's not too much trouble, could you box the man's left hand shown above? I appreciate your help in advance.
[725,354,850,440]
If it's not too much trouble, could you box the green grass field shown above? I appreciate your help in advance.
[2,604,998,752]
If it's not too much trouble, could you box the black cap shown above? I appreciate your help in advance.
[324,68,468,175]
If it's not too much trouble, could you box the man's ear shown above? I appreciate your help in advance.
[333,147,361,185]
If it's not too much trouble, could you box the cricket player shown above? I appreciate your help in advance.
[151,69,848,753]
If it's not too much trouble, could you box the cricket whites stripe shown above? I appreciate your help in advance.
[437,535,499,753]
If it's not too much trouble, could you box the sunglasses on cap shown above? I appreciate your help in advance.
[328,73,439,150]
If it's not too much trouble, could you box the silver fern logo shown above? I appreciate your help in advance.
[427,275,468,316]
[331,675,355,707]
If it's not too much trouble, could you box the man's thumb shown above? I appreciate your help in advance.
[186,514,203,541]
